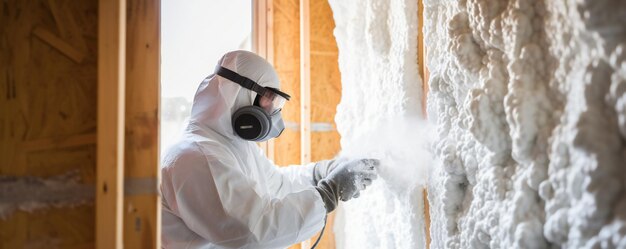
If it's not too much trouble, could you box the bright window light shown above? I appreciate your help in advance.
[161,0,252,157]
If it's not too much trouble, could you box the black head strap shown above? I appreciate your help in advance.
[217,66,268,97]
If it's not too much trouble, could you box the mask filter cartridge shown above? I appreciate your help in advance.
[232,105,272,141]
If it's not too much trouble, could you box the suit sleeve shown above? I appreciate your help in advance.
[168,143,326,248]
[252,144,338,190]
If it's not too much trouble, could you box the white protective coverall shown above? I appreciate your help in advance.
[161,50,327,249]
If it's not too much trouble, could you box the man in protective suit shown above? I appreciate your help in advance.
[161,50,379,249]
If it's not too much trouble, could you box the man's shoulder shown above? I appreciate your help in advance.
[162,136,236,167]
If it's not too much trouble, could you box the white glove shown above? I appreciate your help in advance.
[315,158,380,212]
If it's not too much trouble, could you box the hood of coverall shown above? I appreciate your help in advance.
[188,50,281,140]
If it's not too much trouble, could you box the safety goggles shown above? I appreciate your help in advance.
[258,87,290,115]
[217,66,291,115]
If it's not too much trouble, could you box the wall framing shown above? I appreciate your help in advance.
[123,0,161,248]
[96,0,126,248]
[418,0,431,247]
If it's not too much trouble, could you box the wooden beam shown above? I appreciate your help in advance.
[300,1,312,247]
[266,1,274,66]
[253,0,267,58]
[252,0,267,157]
[418,0,429,118]
[418,0,431,248]
[124,0,161,248]
[300,0,311,165]
[417,0,425,81]
[96,0,126,248]
[253,0,277,161]
[266,0,276,161]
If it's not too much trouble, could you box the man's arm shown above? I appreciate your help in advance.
[168,143,327,248]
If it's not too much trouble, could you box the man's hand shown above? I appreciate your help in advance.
[315,158,380,212]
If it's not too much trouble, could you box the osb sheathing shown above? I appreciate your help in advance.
[0,0,98,247]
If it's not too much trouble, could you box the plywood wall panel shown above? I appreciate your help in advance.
[27,145,97,181]
[0,0,98,247]
[311,132,340,162]
[0,207,95,248]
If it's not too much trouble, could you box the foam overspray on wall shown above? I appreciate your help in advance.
[425,0,626,248]
[0,171,94,219]
[327,0,431,248]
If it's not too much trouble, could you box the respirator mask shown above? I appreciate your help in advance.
[217,66,290,142]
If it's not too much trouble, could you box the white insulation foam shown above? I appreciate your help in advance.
[328,0,430,248]
[425,0,626,248]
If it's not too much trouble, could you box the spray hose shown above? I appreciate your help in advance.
[310,215,327,249]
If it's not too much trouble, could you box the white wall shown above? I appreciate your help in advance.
[425,0,626,248]
[160,0,251,156]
